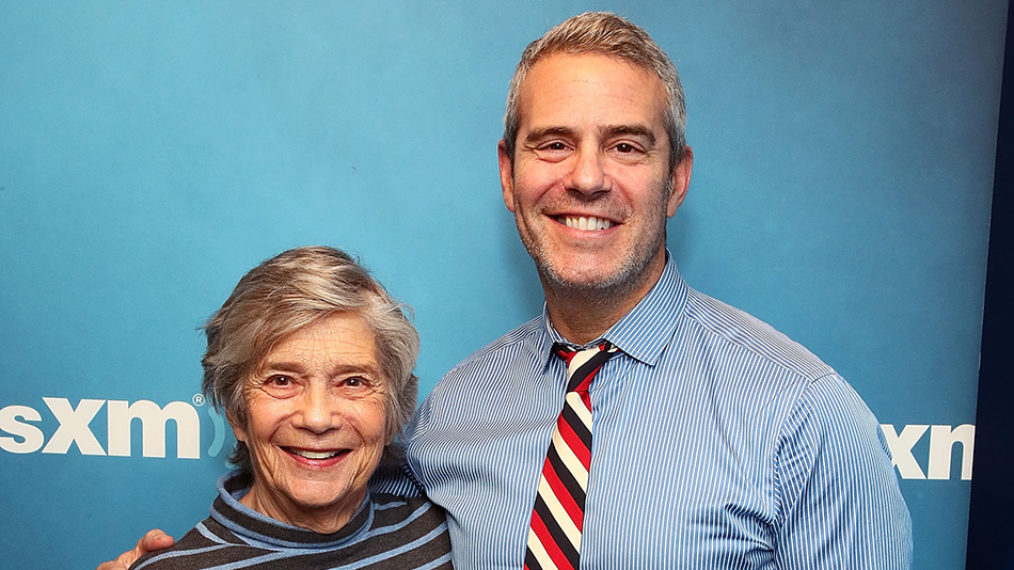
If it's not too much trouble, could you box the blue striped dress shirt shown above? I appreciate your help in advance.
[375,254,912,569]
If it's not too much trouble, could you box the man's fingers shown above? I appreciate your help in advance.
[94,529,175,570]
[95,547,137,570]
[140,528,175,551]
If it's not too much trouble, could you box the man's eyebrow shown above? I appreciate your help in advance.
[523,126,576,144]
[523,125,658,146]
[600,124,657,145]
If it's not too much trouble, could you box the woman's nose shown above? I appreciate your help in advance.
[294,383,338,433]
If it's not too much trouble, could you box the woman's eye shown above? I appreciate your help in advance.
[258,375,299,398]
[263,376,298,394]
[340,377,381,396]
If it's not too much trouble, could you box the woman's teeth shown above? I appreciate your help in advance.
[290,449,341,460]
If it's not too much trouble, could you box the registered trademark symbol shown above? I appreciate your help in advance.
[192,394,206,406]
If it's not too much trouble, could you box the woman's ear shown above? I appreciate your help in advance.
[227,410,246,443]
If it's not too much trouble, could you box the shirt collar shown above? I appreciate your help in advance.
[538,251,688,367]
[214,469,374,546]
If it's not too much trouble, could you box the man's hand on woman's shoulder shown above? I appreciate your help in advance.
[96,529,175,570]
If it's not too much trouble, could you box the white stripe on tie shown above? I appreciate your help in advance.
[567,350,598,380]
[551,429,588,488]
[527,528,555,569]
[536,477,581,549]
[567,392,592,428]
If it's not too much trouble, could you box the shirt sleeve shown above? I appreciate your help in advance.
[368,435,426,497]
[772,373,913,569]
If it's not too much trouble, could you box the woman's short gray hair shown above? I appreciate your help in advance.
[503,11,687,172]
[201,246,420,474]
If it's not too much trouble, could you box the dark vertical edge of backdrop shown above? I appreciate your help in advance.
[965,2,1014,568]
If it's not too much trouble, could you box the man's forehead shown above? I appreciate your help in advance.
[516,52,668,132]
[522,51,660,87]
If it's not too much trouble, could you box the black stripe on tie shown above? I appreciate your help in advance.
[567,348,613,391]
[560,404,592,451]
[566,361,598,392]
[524,547,541,570]
[546,444,586,507]
[533,494,580,568]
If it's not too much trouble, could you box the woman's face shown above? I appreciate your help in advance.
[230,312,389,533]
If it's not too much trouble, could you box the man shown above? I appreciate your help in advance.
[102,12,911,569]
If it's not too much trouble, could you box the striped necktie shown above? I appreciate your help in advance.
[525,341,620,570]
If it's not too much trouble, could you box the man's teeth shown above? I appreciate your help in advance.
[291,449,341,460]
[562,216,614,230]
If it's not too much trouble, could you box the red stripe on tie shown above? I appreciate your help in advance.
[556,414,591,469]
[530,509,576,570]
[543,460,584,529]
[555,346,578,366]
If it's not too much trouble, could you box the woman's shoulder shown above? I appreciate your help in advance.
[369,493,447,526]
[130,497,451,570]
[128,517,236,570]
[365,494,452,568]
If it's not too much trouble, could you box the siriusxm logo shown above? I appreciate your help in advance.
[0,396,228,459]
[881,424,974,481]
[0,398,974,480]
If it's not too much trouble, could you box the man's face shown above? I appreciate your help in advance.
[499,53,691,297]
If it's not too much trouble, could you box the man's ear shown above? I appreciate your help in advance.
[498,140,516,213]
[666,146,694,217]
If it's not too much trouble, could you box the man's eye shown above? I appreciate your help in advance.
[344,377,365,387]
[540,141,568,151]
[615,142,636,153]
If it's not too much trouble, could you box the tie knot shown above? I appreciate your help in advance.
[552,340,612,359]
[552,341,619,393]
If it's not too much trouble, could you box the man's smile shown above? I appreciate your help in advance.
[555,215,616,231]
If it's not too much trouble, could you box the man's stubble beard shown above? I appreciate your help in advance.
[515,176,673,305]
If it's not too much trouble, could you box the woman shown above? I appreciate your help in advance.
[130,246,451,569]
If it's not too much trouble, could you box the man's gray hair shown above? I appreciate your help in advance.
[502,11,687,171]
[200,246,420,474]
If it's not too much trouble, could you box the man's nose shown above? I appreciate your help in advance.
[566,146,611,196]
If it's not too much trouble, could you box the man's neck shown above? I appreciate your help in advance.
[542,254,667,345]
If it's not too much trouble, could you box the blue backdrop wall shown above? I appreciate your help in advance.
[0,2,1006,568]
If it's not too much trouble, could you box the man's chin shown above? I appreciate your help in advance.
[534,247,665,301]
[539,264,635,295]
